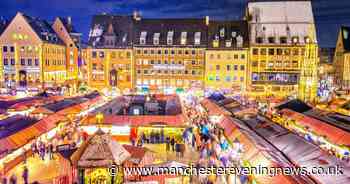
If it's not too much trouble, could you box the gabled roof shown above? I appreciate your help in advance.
[21,13,64,45]
[58,17,79,34]
[208,20,249,49]
[71,129,130,168]
[340,26,350,52]
[88,14,134,48]
[133,18,208,47]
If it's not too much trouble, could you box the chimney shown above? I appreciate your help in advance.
[205,16,209,26]
[67,16,72,25]
[133,11,141,21]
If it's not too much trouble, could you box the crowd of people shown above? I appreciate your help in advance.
[182,96,247,184]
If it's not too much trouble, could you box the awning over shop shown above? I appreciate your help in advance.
[81,114,187,127]
[200,99,231,116]
[279,109,350,147]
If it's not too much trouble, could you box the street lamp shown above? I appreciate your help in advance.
[96,112,104,128]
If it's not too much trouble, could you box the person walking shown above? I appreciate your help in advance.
[170,137,175,152]
[22,166,29,184]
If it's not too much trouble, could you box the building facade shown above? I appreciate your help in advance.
[334,26,350,89]
[52,17,82,91]
[133,17,208,94]
[0,12,67,89]
[85,15,134,92]
[246,0,318,101]
[205,20,249,92]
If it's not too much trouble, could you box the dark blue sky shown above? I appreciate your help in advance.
[0,0,349,48]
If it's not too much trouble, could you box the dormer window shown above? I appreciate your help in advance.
[232,32,237,37]
[167,31,174,45]
[181,32,187,45]
[236,35,243,48]
[225,40,232,47]
[220,27,225,37]
[140,31,147,45]
[213,35,219,48]
[153,33,160,45]
[195,32,201,45]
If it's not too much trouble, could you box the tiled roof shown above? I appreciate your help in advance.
[22,14,64,45]
[208,20,249,49]
[88,14,134,48]
[133,18,208,47]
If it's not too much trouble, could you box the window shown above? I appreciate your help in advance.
[140,31,147,45]
[252,61,258,67]
[304,36,311,44]
[178,50,183,55]
[192,50,196,55]
[293,49,299,56]
[21,58,25,65]
[143,50,148,54]
[256,37,263,44]
[253,48,259,55]
[292,36,299,44]
[227,65,231,71]
[280,37,287,44]
[234,65,238,70]
[277,49,283,55]
[157,50,162,55]
[192,60,196,65]
[194,32,201,45]
[216,65,220,70]
[181,32,187,45]
[268,37,275,44]
[268,48,275,55]
[150,50,155,55]
[225,76,231,82]
[240,65,245,71]
[237,35,243,47]
[3,58,8,65]
[216,76,220,81]
[192,70,196,75]
[3,46,7,52]
[153,33,160,45]
[28,59,32,66]
[164,50,168,55]
[137,70,141,74]
[241,54,245,59]
[217,54,221,59]
[35,59,39,66]
[260,48,267,55]
[240,77,244,82]
[234,54,238,59]
[284,49,290,56]
[226,40,232,47]
[10,59,15,65]
[260,60,266,68]
[171,50,175,55]
[185,50,189,55]
[99,51,104,58]
[220,27,225,37]
[10,46,14,52]
[92,51,97,58]
[167,31,174,45]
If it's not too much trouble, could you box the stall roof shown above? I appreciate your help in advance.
[201,98,231,116]
[275,99,312,113]
[0,115,38,139]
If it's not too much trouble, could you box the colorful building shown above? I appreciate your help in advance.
[205,20,249,92]
[86,14,134,92]
[0,12,67,89]
[52,16,82,92]
[334,26,350,89]
[246,0,319,101]
[133,16,208,94]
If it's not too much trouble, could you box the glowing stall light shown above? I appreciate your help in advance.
[81,126,99,134]
[46,127,58,139]
[111,125,130,135]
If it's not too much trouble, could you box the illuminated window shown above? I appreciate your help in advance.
[10,46,14,52]
[181,32,187,45]
[268,48,275,55]
[226,40,232,47]
[194,32,201,45]
[3,46,7,52]
[10,59,15,65]
[260,48,267,55]
[153,33,160,45]
[140,31,147,45]
[268,37,275,44]
[220,27,225,37]
[236,35,243,47]
[167,31,174,45]
[280,37,287,44]
[21,58,25,66]
[256,37,263,44]
[253,48,259,55]
[3,58,8,65]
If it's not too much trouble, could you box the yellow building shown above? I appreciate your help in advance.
[133,17,207,93]
[246,0,319,101]
[0,12,66,89]
[334,26,350,89]
[52,17,82,91]
[205,21,249,92]
[86,15,134,92]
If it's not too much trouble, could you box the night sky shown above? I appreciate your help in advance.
[0,0,349,48]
